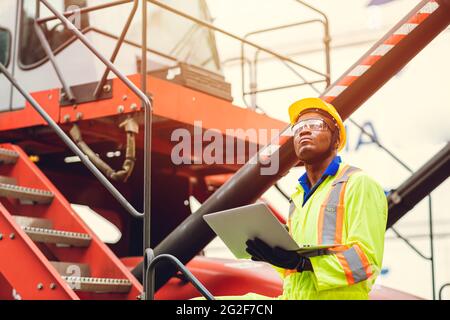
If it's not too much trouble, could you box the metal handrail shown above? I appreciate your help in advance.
[33,0,151,219]
[146,0,328,80]
[144,249,215,300]
[33,20,76,102]
[237,0,331,110]
[439,283,450,300]
[294,0,331,79]
[36,0,134,24]
[38,0,163,300]
[35,0,139,102]
[241,19,330,108]
[0,61,145,219]
[93,0,139,98]
[0,64,145,219]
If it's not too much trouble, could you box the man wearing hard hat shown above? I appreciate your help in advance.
[246,97,388,300]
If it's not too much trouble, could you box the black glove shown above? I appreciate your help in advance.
[246,237,312,272]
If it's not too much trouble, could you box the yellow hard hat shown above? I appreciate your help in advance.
[288,97,346,152]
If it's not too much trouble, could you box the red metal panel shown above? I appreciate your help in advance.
[58,74,287,144]
[0,271,15,300]
[0,74,286,146]
[0,203,78,300]
[0,89,60,131]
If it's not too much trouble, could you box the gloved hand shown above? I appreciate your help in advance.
[245,237,312,272]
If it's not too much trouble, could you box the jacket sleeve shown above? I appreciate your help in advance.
[308,173,388,291]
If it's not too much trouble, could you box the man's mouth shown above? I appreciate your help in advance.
[299,137,313,145]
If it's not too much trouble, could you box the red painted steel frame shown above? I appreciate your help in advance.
[0,143,143,299]
[0,203,78,300]
[0,75,287,144]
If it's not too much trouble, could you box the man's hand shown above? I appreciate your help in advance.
[245,238,312,272]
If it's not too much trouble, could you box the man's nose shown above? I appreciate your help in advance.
[298,127,312,137]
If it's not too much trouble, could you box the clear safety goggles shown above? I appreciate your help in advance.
[291,118,330,136]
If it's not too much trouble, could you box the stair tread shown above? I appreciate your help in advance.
[50,261,91,277]
[0,183,54,204]
[0,148,19,164]
[0,176,17,185]
[21,225,91,247]
[61,276,132,293]
[13,215,53,229]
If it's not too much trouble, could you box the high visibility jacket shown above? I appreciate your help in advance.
[277,163,388,300]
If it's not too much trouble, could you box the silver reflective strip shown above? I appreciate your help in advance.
[343,247,368,283]
[321,182,344,244]
[322,166,361,244]
[289,199,295,220]
[332,166,361,186]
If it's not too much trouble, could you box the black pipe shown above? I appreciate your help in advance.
[386,142,450,228]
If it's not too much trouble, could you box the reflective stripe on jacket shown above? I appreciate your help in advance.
[278,163,388,300]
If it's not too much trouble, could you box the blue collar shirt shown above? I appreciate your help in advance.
[298,156,342,206]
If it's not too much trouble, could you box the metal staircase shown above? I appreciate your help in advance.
[0,144,142,300]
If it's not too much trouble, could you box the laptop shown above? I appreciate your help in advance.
[203,203,337,259]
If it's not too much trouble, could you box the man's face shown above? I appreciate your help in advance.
[292,111,337,163]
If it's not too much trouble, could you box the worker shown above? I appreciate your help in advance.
[246,97,388,300]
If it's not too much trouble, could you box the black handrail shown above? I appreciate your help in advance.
[241,19,330,108]
[146,0,327,79]
[144,249,215,300]
[439,283,450,300]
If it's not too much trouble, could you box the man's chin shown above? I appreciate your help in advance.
[298,149,331,164]
[297,148,315,163]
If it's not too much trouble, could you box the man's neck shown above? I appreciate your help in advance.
[304,152,337,187]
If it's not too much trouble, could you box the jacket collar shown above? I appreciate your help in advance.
[298,155,342,194]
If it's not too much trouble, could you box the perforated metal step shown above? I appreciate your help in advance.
[13,215,53,229]
[21,226,91,247]
[0,148,19,164]
[51,261,91,277]
[0,183,54,204]
[61,276,132,293]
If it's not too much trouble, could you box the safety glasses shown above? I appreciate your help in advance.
[291,118,330,136]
